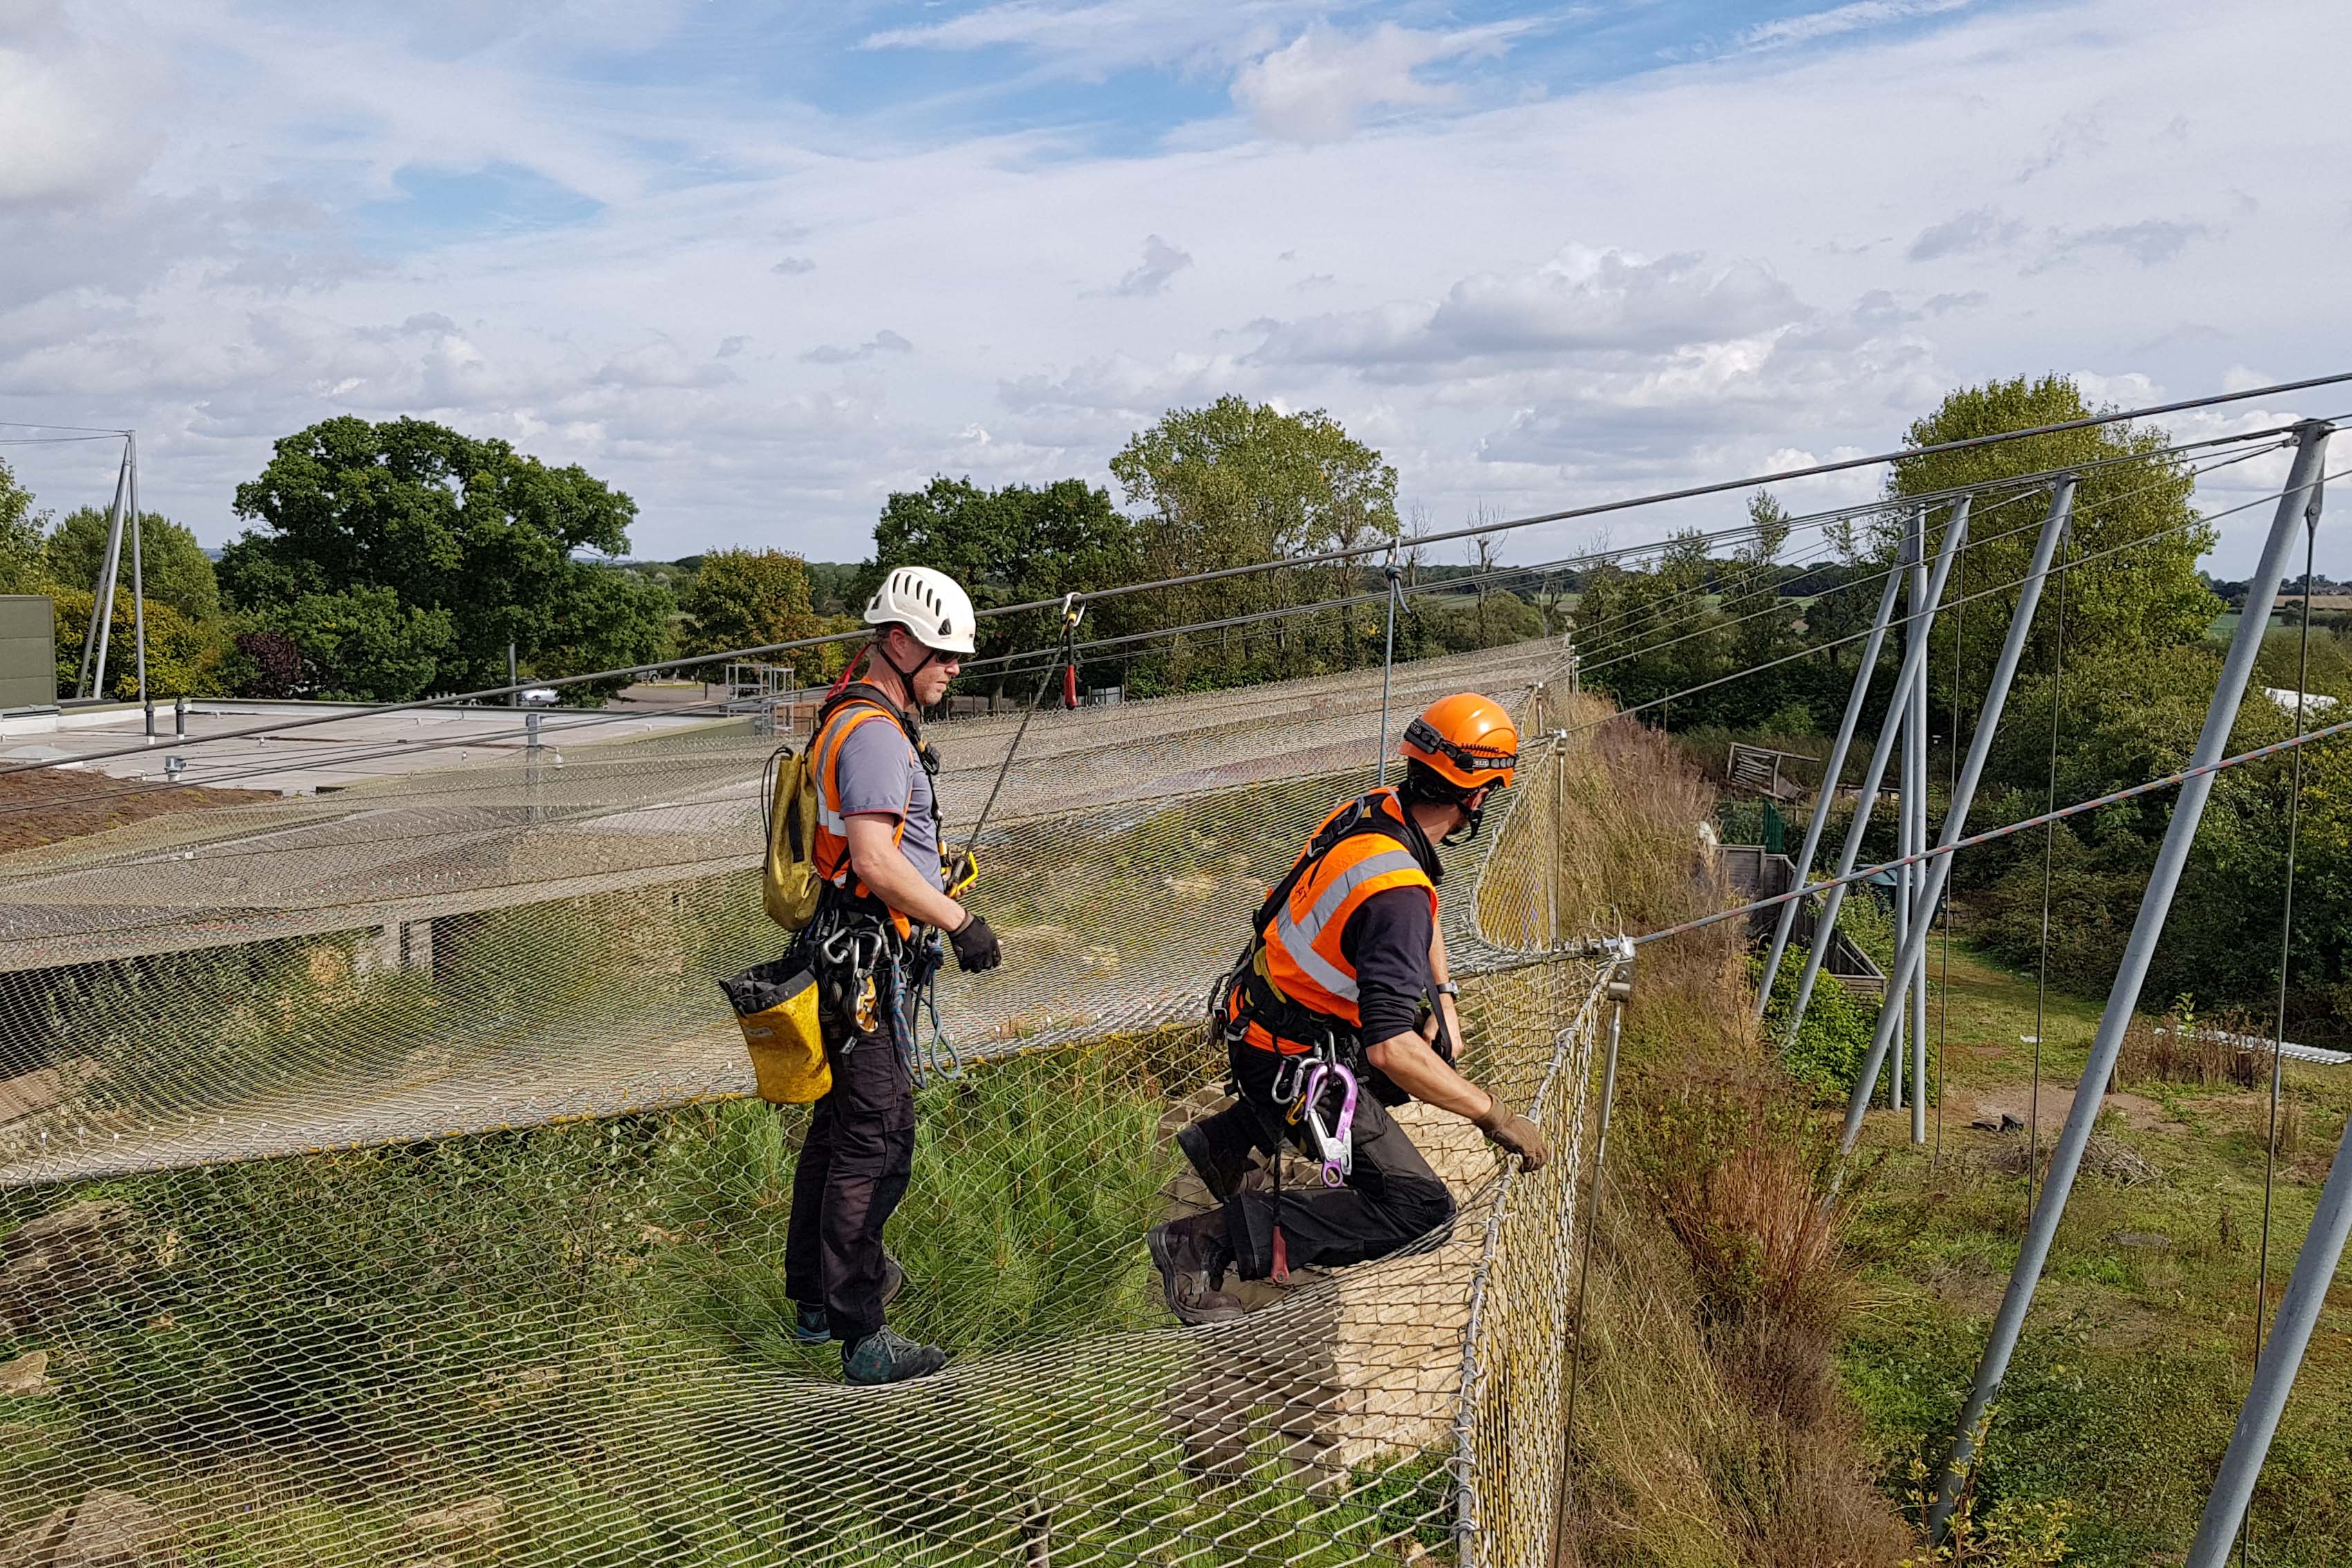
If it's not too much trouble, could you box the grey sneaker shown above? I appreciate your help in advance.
[1148,1211,1245,1325]
[843,1326,949,1385]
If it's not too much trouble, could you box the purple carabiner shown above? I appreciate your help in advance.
[1300,1061,1359,1186]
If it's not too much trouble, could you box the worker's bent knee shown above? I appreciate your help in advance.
[1389,1176,1455,1241]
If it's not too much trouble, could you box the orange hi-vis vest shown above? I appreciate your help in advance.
[810,692,919,937]
[1233,788,1437,1053]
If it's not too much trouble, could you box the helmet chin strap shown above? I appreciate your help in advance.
[1438,785,1491,846]
[1440,799,1485,846]
[873,629,943,697]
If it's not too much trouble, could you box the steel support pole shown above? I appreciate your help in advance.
[1893,596,1914,1114]
[2186,1100,2352,1566]
[1910,510,1932,1140]
[77,447,130,700]
[1377,560,1402,786]
[129,433,149,734]
[1893,507,1924,1114]
[1753,530,1912,1019]
[1928,425,2331,1541]
[1842,478,2075,1153]
[1783,499,1970,1037]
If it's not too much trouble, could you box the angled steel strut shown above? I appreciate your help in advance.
[1927,421,2333,1542]
[1751,514,1912,1018]
[1780,498,1970,1040]
[1839,476,2075,1152]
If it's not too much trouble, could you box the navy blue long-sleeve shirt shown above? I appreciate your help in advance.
[1334,812,1445,1052]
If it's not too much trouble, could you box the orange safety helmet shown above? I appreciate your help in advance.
[1402,692,1519,791]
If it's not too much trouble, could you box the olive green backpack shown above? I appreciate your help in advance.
[760,741,821,930]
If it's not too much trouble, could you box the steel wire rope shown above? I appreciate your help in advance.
[2242,504,2322,1567]
[1567,442,2279,683]
[1600,712,2352,955]
[2028,522,2070,1226]
[0,420,133,433]
[1555,461,2352,744]
[0,449,2297,872]
[0,465,2297,961]
[6,416,2314,783]
[0,571,1579,830]
[1012,377,2352,619]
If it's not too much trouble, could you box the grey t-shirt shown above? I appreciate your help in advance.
[834,714,944,892]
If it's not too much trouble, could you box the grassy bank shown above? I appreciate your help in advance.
[1837,941,2352,1565]
[1553,705,1911,1566]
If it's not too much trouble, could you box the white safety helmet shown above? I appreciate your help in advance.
[864,565,977,655]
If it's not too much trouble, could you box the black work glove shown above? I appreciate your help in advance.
[1473,1098,1549,1171]
[949,910,1002,973]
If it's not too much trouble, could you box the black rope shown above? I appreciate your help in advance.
[963,595,1082,851]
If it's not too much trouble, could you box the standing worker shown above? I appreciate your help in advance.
[785,566,1005,1384]
[1150,693,1551,1322]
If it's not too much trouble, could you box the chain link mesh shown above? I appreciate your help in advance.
[0,637,1623,1566]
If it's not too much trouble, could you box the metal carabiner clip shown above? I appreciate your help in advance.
[1298,1061,1359,1186]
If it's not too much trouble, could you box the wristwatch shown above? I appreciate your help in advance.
[1434,981,1459,999]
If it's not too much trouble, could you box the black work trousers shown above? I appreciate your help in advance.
[783,1009,915,1344]
[1190,1038,1456,1281]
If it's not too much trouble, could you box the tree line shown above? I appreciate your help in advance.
[1576,375,2351,1039]
[0,396,1548,708]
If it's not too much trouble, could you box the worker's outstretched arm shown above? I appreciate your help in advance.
[1364,1030,1550,1172]
[1363,1030,1486,1118]
[844,813,971,932]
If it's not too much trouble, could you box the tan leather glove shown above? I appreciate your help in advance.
[1473,1098,1550,1171]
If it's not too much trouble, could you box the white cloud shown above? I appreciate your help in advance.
[803,329,914,366]
[0,0,2345,580]
[1113,234,1192,297]
[1742,0,1971,51]
[1252,247,1806,375]
[1231,23,1497,144]
[0,1,163,205]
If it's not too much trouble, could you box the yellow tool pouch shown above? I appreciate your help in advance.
[720,955,831,1104]
[761,742,821,931]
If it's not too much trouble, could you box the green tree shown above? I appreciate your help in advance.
[221,417,672,703]
[1887,375,2216,725]
[678,548,823,679]
[0,456,48,595]
[868,476,1138,684]
[44,507,221,620]
[50,589,231,700]
[1110,398,1397,688]
[254,586,458,702]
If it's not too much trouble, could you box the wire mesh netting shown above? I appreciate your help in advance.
[0,635,1626,1566]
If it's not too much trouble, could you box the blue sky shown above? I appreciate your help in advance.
[1,0,2345,572]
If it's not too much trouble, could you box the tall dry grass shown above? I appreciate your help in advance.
[1551,698,1908,1567]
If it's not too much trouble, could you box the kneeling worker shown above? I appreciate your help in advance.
[1150,693,1551,1322]
[784,566,1005,1385]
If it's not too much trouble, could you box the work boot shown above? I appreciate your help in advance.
[791,1256,906,1346]
[842,1326,950,1385]
[1177,1114,1256,1202]
[1148,1211,1244,1325]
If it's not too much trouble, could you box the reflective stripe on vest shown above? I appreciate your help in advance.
[810,700,911,896]
[1259,799,1436,1029]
